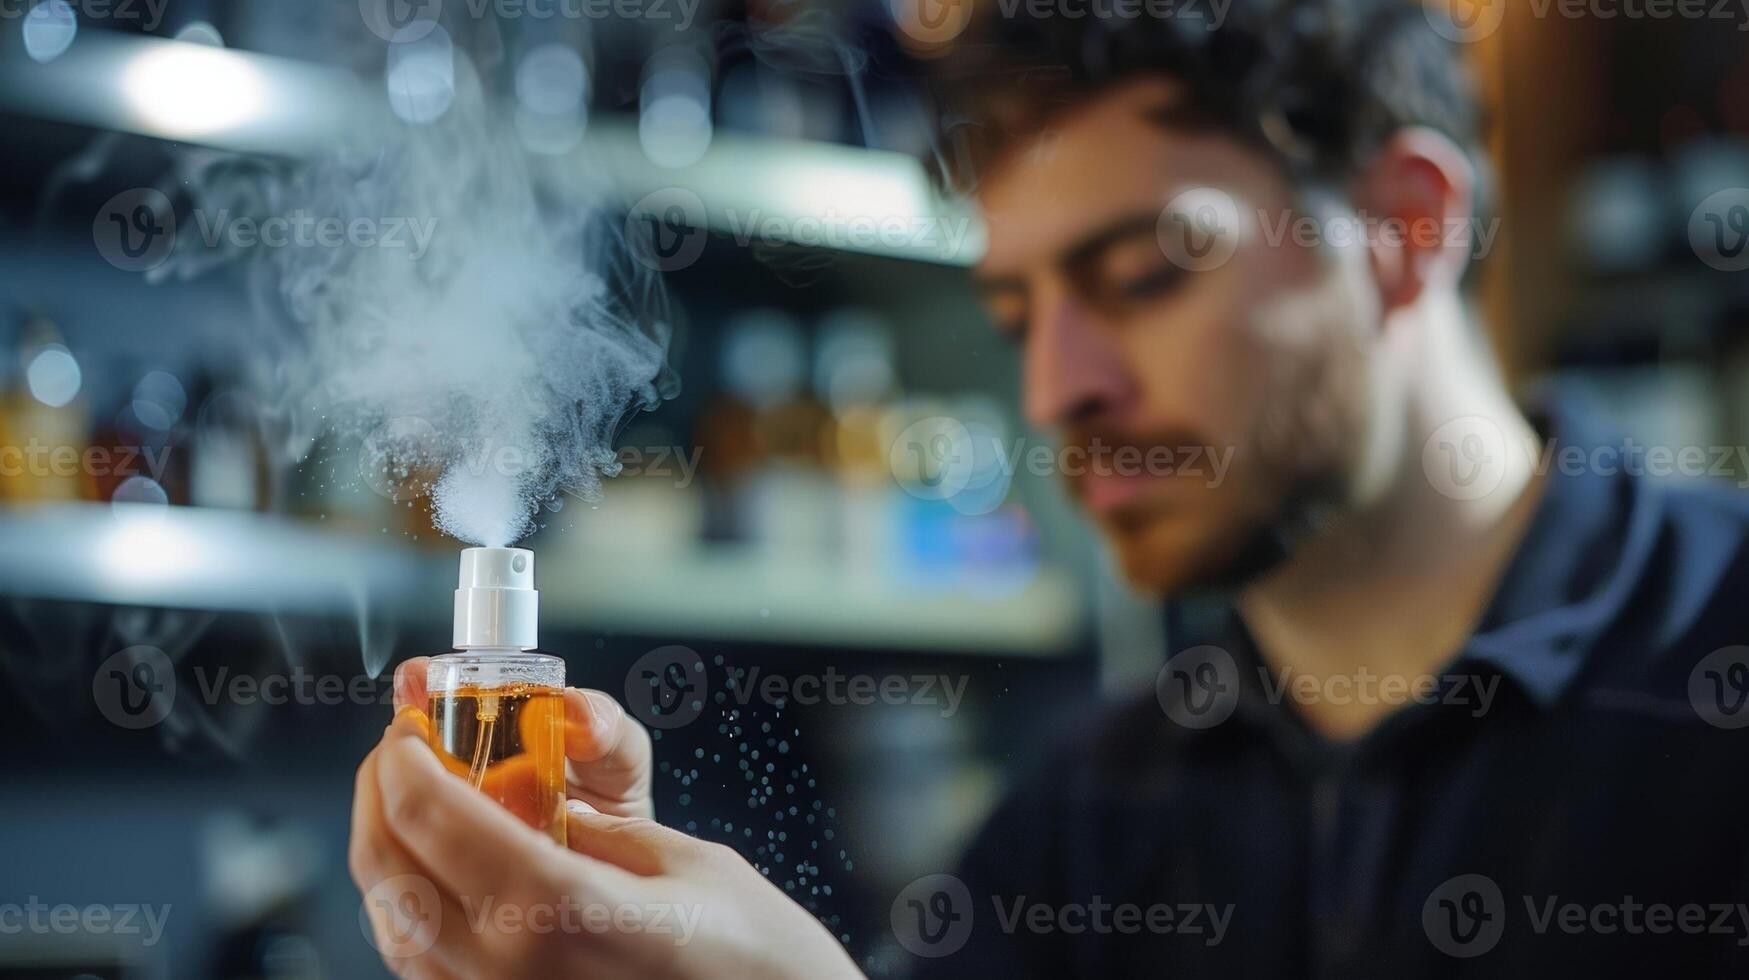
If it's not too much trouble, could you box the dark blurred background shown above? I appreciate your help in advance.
[0,0,1745,976]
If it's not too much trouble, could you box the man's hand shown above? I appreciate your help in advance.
[351,682,864,980]
[392,656,654,820]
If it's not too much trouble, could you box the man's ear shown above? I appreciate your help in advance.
[1350,127,1477,312]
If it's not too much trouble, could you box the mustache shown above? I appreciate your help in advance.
[1060,427,1221,459]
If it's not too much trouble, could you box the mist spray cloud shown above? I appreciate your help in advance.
[157,85,677,546]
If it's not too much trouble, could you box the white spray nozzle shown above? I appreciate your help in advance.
[453,547,539,650]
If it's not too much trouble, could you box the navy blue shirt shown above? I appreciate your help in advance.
[907,404,1749,978]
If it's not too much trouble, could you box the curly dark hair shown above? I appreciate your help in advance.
[924,0,1486,194]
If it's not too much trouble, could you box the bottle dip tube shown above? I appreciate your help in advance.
[426,548,567,846]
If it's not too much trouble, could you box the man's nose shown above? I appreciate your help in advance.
[1022,300,1135,431]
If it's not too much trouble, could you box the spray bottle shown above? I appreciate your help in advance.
[426,547,567,845]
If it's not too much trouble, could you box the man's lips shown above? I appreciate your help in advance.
[1076,468,1167,519]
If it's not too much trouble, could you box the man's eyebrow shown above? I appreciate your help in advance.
[974,210,1169,292]
[1059,211,1167,269]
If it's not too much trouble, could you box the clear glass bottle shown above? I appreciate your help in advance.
[426,548,566,845]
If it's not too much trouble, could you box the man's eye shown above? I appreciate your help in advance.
[1113,263,1188,300]
[1082,235,1189,305]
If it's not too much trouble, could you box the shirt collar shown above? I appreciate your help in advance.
[1455,396,1663,709]
[1163,396,1662,743]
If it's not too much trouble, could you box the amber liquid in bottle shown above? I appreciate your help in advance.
[427,659,566,846]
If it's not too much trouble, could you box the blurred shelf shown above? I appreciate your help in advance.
[0,502,442,616]
[541,547,1081,657]
[0,503,1081,656]
[0,32,983,265]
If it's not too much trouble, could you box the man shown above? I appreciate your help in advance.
[350,1,1749,976]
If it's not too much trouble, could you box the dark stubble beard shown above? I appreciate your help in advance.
[1174,467,1347,598]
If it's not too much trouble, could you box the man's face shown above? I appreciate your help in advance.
[974,79,1380,594]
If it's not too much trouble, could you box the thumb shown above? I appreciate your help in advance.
[564,800,711,877]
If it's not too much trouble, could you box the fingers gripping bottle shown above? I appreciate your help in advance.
[426,548,567,846]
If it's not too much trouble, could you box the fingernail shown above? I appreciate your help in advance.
[390,705,427,736]
[567,798,598,815]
